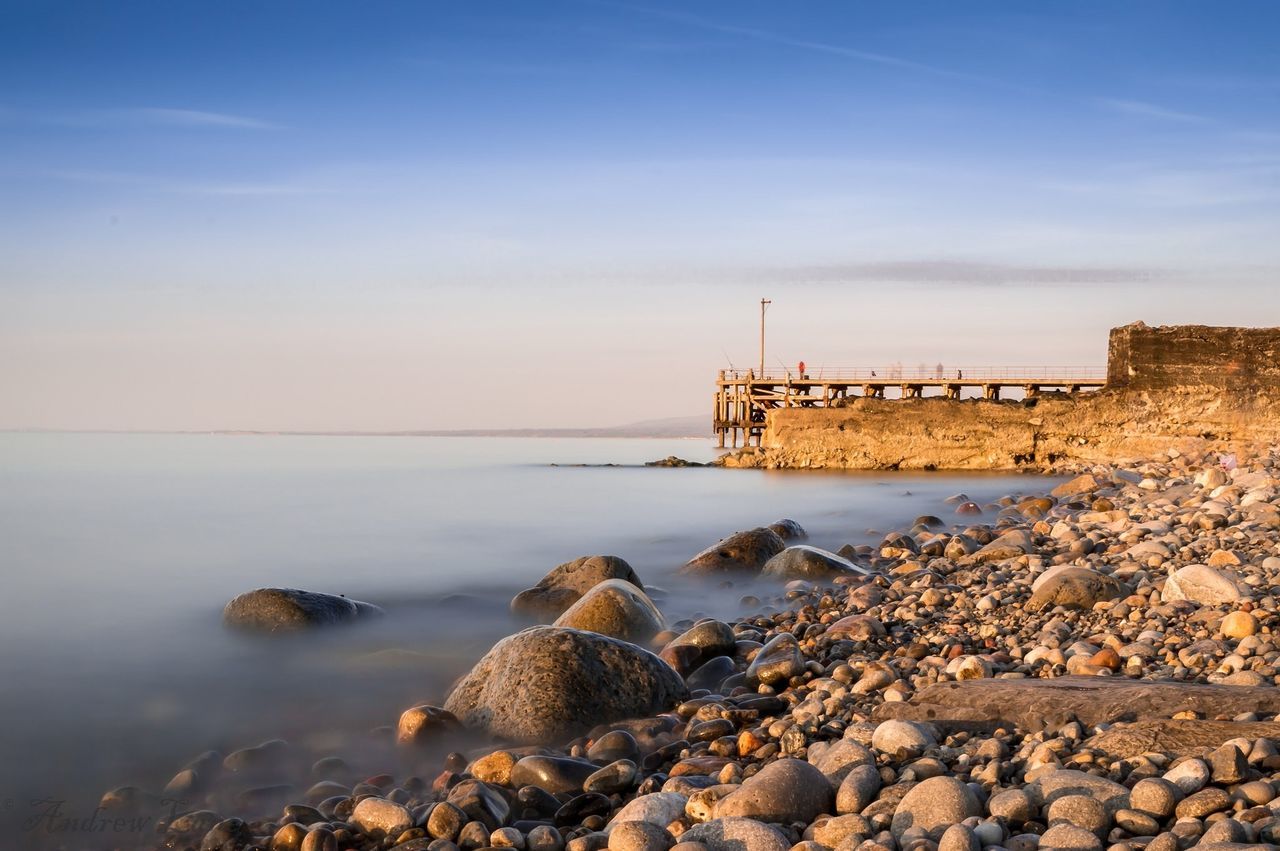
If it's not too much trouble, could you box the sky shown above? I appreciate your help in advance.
[2,1,1279,431]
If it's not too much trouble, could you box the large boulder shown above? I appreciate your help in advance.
[1027,568,1127,612]
[714,758,834,823]
[444,627,687,744]
[552,579,665,643]
[1163,565,1249,605]
[760,546,869,581]
[511,556,643,619]
[890,776,981,839]
[681,528,785,574]
[222,588,382,632]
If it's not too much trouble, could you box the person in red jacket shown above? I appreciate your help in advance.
[798,360,806,378]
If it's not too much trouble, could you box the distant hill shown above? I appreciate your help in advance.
[411,415,709,439]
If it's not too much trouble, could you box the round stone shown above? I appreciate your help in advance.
[872,720,936,758]
[890,776,981,839]
[1129,778,1180,818]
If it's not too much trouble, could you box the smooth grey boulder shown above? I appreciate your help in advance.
[761,545,869,581]
[713,758,834,823]
[681,528,786,574]
[512,556,643,619]
[553,579,665,643]
[444,627,688,744]
[222,588,382,632]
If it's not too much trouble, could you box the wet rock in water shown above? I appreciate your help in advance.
[512,556,644,619]
[222,587,382,632]
[660,620,737,674]
[444,626,687,744]
[511,755,601,794]
[351,797,412,838]
[760,545,869,581]
[553,579,666,643]
[890,776,981,839]
[681,817,792,851]
[745,632,805,686]
[1163,564,1249,604]
[396,704,460,747]
[588,730,640,764]
[767,519,807,541]
[200,818,255,851]
[686,655,737,691]
[446,778,511,830]
[714,758,834,823]
[1027,568,1127,612]
[681,527,786,574]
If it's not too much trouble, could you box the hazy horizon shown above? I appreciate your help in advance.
[4,2,1280,431]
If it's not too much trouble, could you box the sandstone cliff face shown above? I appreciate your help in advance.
[720,389,1280,471]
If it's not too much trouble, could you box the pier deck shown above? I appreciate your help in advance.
[714,366,1106,447]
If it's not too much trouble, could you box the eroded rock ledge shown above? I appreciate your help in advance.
[720,389,1280,471]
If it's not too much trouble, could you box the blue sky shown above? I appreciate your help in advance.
[3,1,1279,430]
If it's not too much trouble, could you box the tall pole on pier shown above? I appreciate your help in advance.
[759,298,771,378]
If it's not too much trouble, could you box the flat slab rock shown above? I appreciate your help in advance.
[873,677,1280,732]
[1085,720,1280,758]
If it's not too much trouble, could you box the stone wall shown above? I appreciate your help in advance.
[1108,322,1280,391]
[720,390,1280,471]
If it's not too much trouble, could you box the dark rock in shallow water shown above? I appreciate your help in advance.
[511,755,600,794]
[222,588,382,632]
[681,528,786,575]
[686,655,737,691]
[444,626,688,744]
[760,545,869,581]
[511,556,643,619]
[745,633,805,686]
[659,619,737,675]
[767,518,807,541]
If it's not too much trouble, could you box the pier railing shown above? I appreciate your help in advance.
[714,365,1107,448]
[723,366,1108,382]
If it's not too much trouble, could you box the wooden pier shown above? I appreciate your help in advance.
[714,366,1107,447]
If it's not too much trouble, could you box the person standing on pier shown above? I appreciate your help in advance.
[798,360,806,378]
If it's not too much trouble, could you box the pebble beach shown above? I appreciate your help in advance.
[96,444,1280,851]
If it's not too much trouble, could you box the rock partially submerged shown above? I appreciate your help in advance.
[222,588,382,632]
[443,626,687,744]
[760,545,868,580]
[681,527,785,574]
[511,555,643,619]
[552,579,665,642]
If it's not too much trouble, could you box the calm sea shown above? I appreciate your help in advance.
[0,433,1053,845]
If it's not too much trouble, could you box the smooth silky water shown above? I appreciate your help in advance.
[0,433,1057,843]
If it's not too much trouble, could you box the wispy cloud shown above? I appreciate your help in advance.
[125,108,280,129]
[606,2,1003,86]
[1094,98,1211,124]
[743,260,1162,287]
[0,106,281,130]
